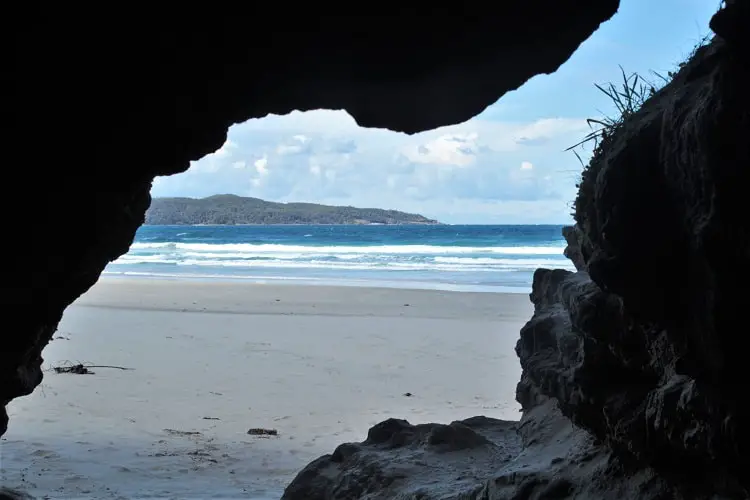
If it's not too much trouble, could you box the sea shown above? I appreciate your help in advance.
[104,225,574,293]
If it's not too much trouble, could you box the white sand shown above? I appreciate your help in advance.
[0,279,532,499]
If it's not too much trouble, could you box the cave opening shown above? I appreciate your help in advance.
[4,2,749,499]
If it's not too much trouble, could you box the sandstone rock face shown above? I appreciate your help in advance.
[3,2,619,438]
[283,3,750,498]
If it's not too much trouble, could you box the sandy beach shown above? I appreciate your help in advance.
[1,278,532,499]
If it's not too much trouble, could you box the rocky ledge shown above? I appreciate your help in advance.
[283,3,750,499]
[283,398,672,500]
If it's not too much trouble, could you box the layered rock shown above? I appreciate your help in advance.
[284,3,750,498]
[3,2,619,438]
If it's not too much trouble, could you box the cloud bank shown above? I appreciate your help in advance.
[151,109,590,224]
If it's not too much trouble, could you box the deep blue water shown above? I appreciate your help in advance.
[104,225,573,293]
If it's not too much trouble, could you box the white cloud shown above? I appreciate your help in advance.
[309,160,321,176]
[213,139,236,158]
[151,109,588,223]
[513,119,588,146]
[254,156,269,175]
[249,155,270,188]
[188,139,238,173]
[401,133,480,167]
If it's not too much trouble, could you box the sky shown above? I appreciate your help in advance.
[152,1,720,224]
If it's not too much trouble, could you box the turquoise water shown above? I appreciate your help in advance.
[104,225,573,293]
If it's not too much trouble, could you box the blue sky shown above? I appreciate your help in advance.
[152,1,719,224]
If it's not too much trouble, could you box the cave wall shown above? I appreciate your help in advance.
[516,3,750,496]
[3,2,620,436]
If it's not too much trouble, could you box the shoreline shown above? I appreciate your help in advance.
[112,224,570,295]
[3,279,531,498]
[78,277,533,318]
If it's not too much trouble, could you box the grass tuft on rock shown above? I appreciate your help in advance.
[568,35,712,220]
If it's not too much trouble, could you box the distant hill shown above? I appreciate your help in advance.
[145,195,441,225]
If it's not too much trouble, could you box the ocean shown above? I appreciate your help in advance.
[104,225,574,293]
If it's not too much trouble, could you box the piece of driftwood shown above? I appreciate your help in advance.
[50,363,134,375]
[247,428,278,436]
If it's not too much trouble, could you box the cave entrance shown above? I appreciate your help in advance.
[4,106,584,498]
[2,2,723,497]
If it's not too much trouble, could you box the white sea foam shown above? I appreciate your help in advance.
[129,242,566,256]
[106,240,576,291]
[114,256,570,272]
[114,241,572,274]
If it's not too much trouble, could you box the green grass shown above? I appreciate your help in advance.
[567,34,713,220]
[566,66,661,165]
[566,33,712,167]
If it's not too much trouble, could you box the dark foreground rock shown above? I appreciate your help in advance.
[0,488,35,500]
[284,3,750,499]
[284,400,674,500]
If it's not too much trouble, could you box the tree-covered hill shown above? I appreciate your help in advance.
[145,195,441,225]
